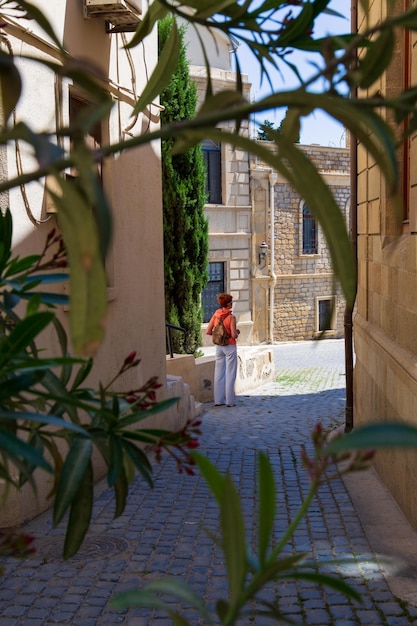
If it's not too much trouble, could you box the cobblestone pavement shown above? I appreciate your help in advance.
[1,339,417,625]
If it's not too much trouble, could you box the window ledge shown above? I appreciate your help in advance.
[313,330,337,338]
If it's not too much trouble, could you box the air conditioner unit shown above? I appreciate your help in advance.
[84,0,142,32]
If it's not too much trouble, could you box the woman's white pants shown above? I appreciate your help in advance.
[214,344,237,405]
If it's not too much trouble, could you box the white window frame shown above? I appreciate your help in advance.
[314,296,337,336]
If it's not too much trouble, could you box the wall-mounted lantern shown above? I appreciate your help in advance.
[258,240,268,265]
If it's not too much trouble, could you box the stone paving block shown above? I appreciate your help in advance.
[1,605,26,618]
[304,608,334,623]
[26,607,53,620]
[329,603,357,620]
[44,611,75,623]
[71,620,106,626]
[381,601,412,616]
[355,609,389,625]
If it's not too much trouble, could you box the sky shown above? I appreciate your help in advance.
[234,0,352,146]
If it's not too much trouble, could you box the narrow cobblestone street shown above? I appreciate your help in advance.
[1,339,417,625]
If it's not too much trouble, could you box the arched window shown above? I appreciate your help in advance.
[302,205,317,255]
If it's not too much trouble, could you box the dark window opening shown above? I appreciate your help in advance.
[69,93,108,270]
[69,93,103,177]
[302,205,317,254]
[202,262,225,322]
[202,140,222,204]
[318,299,332,331]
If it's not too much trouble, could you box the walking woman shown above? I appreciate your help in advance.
[206,293,240,407]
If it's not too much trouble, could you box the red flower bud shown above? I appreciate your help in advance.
[186,439,200,449]
[361,449,376,461]
[46,228,56,241]
[22,534,35,546]
[124,351,137,366]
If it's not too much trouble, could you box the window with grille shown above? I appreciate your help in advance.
[202,262,225,322]
[302,205,318,254]
[202,140,222,204]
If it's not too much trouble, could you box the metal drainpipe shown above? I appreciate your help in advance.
[269,172,277,344]
[345,0,358,433]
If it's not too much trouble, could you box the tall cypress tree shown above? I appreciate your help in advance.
[159,18,208,355]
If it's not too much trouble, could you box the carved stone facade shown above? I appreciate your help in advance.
[251,144,350,343]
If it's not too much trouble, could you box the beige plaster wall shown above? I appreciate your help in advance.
[184,25,232,71]
[0,1,175,527]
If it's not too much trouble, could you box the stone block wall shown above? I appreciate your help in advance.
[251,143,350,343]
[275,276,345,341]
[353,0,417,533]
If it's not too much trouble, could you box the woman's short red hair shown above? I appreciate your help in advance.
[217,293,233,307]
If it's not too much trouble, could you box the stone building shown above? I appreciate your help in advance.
[354,0,417,531]
[184,28,351,347]
[251,143,350,343]
[183,27,254,346]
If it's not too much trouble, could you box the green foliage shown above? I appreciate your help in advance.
[0,210,201,561]
[159,17,209,355]
[278,109,301,144]
[46,174,108,355]
[256,119,276,141]
[257,114,301,143]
